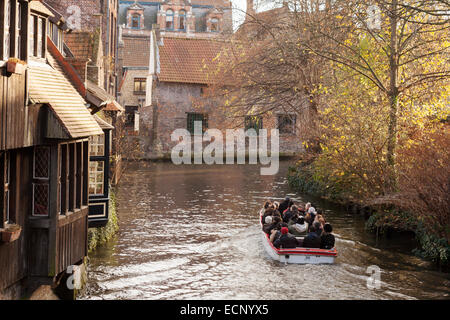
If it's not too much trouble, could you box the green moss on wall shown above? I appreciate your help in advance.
[87,188,119,252]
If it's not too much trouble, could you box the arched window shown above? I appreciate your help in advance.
[211,18,219,32]
[179,10,186,31]
[166,9,174,30]
[131,14,140,29]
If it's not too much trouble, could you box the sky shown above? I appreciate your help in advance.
[231,0,280,30]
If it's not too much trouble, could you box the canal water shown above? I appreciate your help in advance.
[80,161,450,300]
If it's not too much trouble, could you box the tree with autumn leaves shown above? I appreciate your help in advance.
[206,0,449,264]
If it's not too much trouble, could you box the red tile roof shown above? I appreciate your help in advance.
[125,0,230,6]
[122,36,151,67]
[103,101,125,112]
[158,37,225,84]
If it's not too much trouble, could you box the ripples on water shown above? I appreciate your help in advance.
[80,162,450,300]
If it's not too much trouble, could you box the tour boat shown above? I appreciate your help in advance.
[259,209,337,264]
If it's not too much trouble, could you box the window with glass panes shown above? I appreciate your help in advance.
[29,14,35,56]
[29,14,46,58]
[134,78,146,93]
[166,9,174,30]
[277,114,296,134]
[89,161,104,196]
[32,146,50,216]
[187,113,208,135]
[211,18,219,32]
[125,106,138,127]
[89,135,106,196]
[179,10,186,30]
[3,0,11,59]
[1,0,25,60]
[131,14,140,29]
[89,134,105,157]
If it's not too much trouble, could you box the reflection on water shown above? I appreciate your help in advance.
[80,162,450,300]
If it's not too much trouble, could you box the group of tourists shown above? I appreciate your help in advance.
[261,197,336,250]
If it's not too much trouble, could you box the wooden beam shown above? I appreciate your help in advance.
[9,0,18,59]
[47,144,59,276]
[20,0,29,62]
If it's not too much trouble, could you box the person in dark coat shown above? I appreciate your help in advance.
[278,197,291,214]
[273,227,298,249]
[283,205,299,223]
[320,223,335,249]
[302,222,322,248]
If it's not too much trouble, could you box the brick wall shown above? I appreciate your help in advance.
[118,69,148,108]
[45,0,101,32]
[135,81,303,159]
[45,0,118,95]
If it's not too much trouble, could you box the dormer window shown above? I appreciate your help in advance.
[1,0,27,61]
[48,21,63,54]
[211,18,219,32]
[29,14,46,59]
[166,9,174,30]
[131,14,140,29]
[179,10,186,31]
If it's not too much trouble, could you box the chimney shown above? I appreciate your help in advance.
[246,0,255,19]
[152,24,161,43]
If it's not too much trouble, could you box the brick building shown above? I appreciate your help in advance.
[43,0,119,96]
[117,30,151,133]
[118,0,304,160]
[119,0,233,36]
[117,0,233,157]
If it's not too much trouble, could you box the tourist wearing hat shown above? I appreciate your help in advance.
[273,227,298,249]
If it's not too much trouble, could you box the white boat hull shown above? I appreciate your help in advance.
[260,210,337,264]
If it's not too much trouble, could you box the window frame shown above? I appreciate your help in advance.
[187,113,208,135]
[3,0,11,60]
[0,0,26,61]
[88,160,105,196]
[210,18,219,32]
[277,114,297,135]
[165,9,174,30]
[133,77,146,94]
[32,146,50,217]
[125,105,139,128]
[29,13,46,60]
[89,134,108,198]
[131,13,140,29]
[89,134,105,157]
[179,10,186,31]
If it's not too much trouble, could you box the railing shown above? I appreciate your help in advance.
[56,207,88,275]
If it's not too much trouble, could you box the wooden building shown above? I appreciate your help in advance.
[88,115,113,227]
[0,0,105,299]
